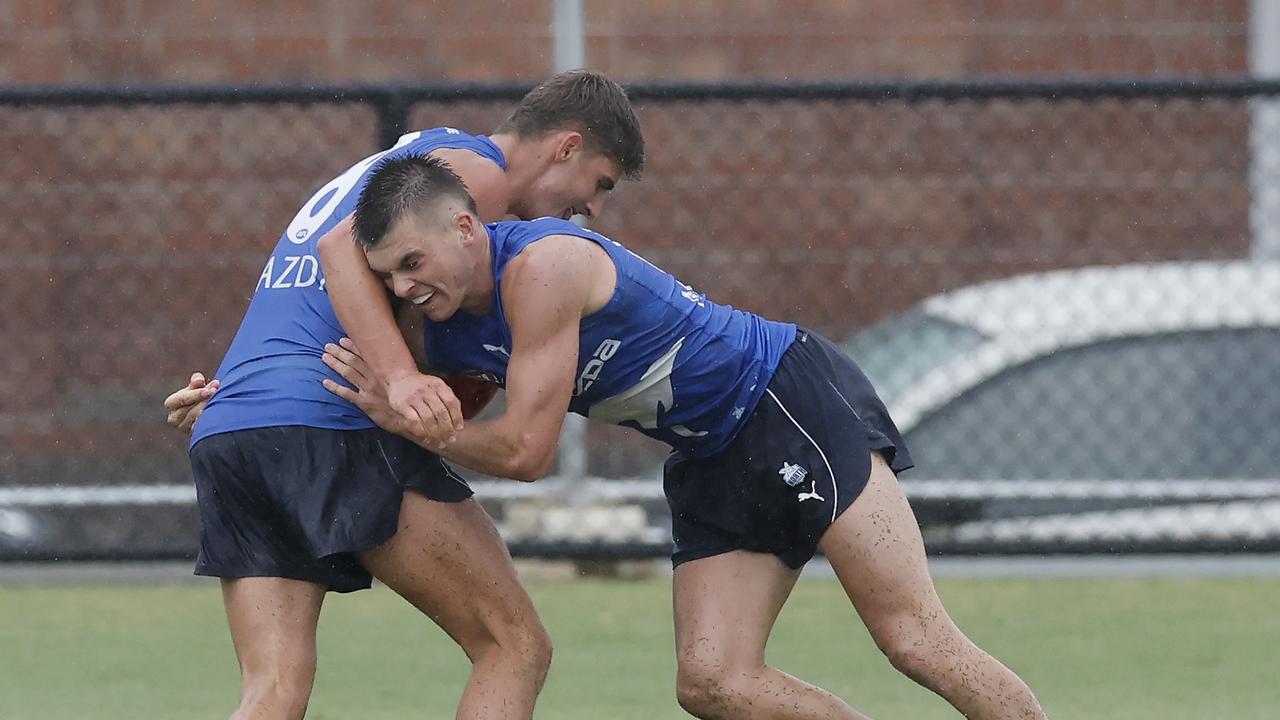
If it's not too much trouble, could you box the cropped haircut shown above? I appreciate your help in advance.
[353,154,477,249]
[495,69,645,180]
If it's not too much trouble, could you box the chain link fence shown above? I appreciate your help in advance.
[2,80,1278,559]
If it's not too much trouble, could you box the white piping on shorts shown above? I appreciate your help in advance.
[375,439,401,484]
[765,387,838,523]
[826,379,864,423]
[441,462,471,489]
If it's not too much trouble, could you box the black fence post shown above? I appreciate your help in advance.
[374,89,412,149]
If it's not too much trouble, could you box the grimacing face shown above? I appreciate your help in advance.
[364,209,479,322]
[516,150,620,221]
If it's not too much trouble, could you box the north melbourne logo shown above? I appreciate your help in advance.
[778,462,808,487]
[779,461,825,503]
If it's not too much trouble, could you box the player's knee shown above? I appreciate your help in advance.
[234,672,313,720]
[873,612,962,685]
[512,621,554,678]
[675,673,725,718]
[474,614,554,677]
[881,640,934,686]
[675,659,740,718]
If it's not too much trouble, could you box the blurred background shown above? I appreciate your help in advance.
[5,3,1280,719]
[1,0,1278,562]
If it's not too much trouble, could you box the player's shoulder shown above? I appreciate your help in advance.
[401,126,501,169]
[501,222,610,286]
[409,125,476,143]
[493,218,598,256]
[501,217,592,238]
[425,149,507,220]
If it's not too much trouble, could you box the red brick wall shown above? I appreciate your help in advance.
[0,1,1249,84]
[0,1,555,83]
[0,0,1257,484]
[587,0,1248,79]
[597,96,1250,331]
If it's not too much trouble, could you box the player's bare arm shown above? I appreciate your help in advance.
[315,214,424,396]
[418,234,615,477]
[326,235,613,479]
[164,301,491,436]
[391,301,500,420]
[317,154,508,432]
[162,154,510,434]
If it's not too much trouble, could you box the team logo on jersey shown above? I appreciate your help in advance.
[679,283,705,305]
[482,343,510,358]
[778,462,808,487]
[464,369,504,386]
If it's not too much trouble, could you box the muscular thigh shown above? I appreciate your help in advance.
[222,576,327,673]
[357,492,539,650]
[819,453,948,634]
[673,551,802,669]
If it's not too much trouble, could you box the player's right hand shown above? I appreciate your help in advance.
[163,372,219,434]
[386,362,465,443]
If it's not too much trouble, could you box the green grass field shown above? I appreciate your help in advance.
[1,575,1277,719]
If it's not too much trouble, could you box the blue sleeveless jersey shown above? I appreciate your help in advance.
[191,128,507,446]
[423,219,797,457]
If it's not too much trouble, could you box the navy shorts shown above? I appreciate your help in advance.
[665,329,913,569]
[189,425,472,593]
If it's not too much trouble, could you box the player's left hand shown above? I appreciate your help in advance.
[322,339,404,433]
[322,338,460,449]
[163,372,219,434]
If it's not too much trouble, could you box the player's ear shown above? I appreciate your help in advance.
[553,131,583,163]
[454,209,476,244]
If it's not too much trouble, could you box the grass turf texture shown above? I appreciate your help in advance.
[1,576,1276,719]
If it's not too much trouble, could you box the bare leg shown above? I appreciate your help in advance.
[820,452,1047,719]
[672,551,874,719]
[358,493,551,720]
[221,577,327,720]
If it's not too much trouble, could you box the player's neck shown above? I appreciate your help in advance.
[488,132,544,203]
[459,222,496,315]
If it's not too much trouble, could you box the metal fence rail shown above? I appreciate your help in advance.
[2,78,1279,560]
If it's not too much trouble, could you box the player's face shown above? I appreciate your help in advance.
[365,210,479,322]
[522,150,620,221]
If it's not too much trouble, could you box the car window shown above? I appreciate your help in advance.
[844,310,988,402]
[903,328,1280,481]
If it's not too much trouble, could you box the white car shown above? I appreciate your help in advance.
[843,260,1280,552]
[6,261,1276,559]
